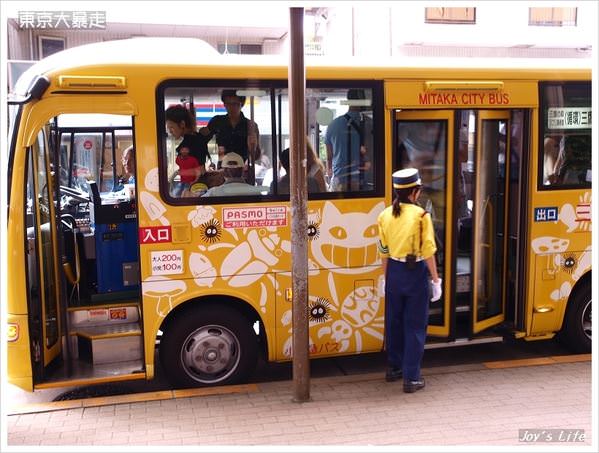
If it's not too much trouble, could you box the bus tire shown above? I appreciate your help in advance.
[159,305,258,388]
[561,282,591,353]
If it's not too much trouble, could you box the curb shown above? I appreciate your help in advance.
[8,384,258,416]
[8,353,590,415]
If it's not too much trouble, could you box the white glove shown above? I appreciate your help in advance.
[430,278,442,302]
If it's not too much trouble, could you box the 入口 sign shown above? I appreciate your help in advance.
[139,226,172,244]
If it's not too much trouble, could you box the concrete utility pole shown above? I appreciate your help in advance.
[288,6,310,403]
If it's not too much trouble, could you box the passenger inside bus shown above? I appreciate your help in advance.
[120,145,136,185]
[202,152,265,196]
[170,142,203,197]
[270,147,320,195]
[325,88,373,192]
[543,136,560,185]
[166,105,211,196]
[550,135,591,185]
[397,125,411,168]
[307,140,328,192]
[199,90,261,169]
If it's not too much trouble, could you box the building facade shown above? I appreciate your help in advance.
[6,3,594,88]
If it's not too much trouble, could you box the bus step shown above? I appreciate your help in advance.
[425,336,503,349]
[68,305,140,329]
[76,323,142,365]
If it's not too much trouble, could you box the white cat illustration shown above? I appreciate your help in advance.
[310,201,385,274]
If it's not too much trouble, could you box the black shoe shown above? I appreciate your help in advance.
[385,367,403,382]
[403,378,425,393]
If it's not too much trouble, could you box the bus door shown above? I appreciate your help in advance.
[24,111,144,388]
[395,109,517,339]
[471,111,510,333]
[453,109,521,337]
[25,125,64,380]
[394,110,453,337]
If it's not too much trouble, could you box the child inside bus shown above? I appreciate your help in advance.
[170,144,202,197]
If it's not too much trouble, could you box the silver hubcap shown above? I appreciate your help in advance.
[180,325,240,384]
[581,300,592,340]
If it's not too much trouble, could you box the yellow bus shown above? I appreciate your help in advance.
[6,38,592,391]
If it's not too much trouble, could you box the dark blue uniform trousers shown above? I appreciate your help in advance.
[385,259,430,381]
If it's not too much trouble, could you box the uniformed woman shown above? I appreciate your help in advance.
[377,168,442,393]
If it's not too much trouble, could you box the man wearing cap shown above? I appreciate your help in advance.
[202,152,265,197]
[377,168,442,393]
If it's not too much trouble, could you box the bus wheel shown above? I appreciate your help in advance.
[160,305,258,388]
[561,283,591,353]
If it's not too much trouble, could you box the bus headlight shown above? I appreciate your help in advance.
[7,323,19,342]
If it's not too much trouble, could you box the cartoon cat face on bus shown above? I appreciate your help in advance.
[310,201,385,274]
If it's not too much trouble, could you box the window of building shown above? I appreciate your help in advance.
[217,43,263,55]
[539,82,591,189]
[425,7,475,24]
[157,81,382,204]
[240,44,262,55]
[217,43,239,54]
[529,7,577,26]
[38,36,65,59]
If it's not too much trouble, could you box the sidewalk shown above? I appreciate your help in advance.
[5,357,593,448]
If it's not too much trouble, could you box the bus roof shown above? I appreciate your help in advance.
[14,37,592,96]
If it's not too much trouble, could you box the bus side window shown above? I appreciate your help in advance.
[540,83,591,189]
[307,87,376,195]
[554,135,591,185]
[162,86,273,200]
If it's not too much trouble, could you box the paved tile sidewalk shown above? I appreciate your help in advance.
[5,361,593,447]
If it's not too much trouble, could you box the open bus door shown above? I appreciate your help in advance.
[395,109,519,340]
[24,125,64,382]
[471,111,510,333]
[394,110,453,337]
[21,109,145,389]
